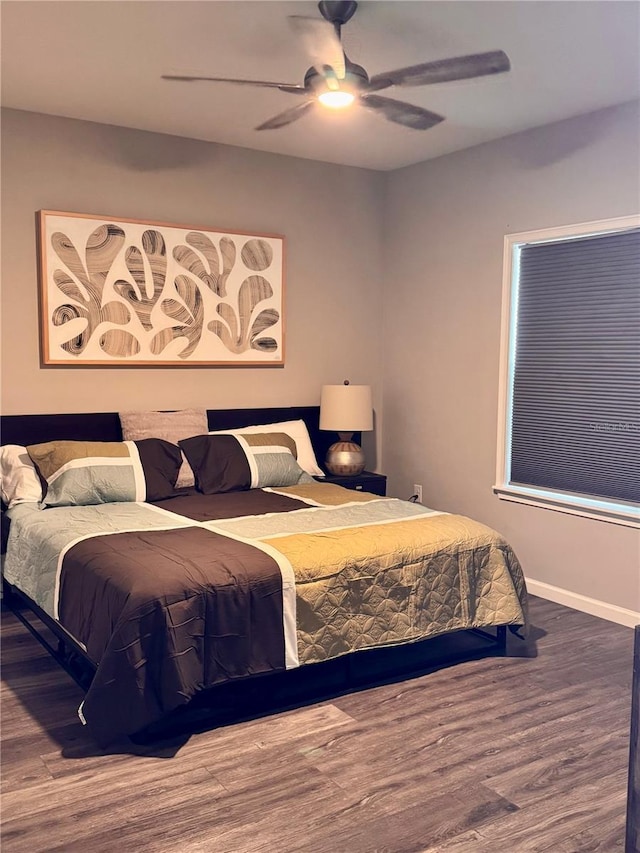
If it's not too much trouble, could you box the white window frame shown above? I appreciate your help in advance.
[495,214,640,529]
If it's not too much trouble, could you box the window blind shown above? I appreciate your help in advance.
[510,228,640,505]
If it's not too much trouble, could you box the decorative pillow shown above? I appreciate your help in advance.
[180,432,313,494]
[26,439,182,508]
[119,408,208,489]
[207,419,324,477]
[0,444,43,508]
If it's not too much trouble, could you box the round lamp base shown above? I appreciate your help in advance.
[325,441,365,476]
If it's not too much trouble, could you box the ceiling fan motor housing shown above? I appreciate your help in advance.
[304,59,369,92]
[318,1,358,26]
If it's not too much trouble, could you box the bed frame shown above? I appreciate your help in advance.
[1,406,509,742]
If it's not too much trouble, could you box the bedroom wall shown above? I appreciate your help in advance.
[382,100,640,618]
[0,108,384,466]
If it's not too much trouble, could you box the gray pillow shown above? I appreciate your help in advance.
[119,408,208,488]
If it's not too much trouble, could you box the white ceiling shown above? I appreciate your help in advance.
[2,1,639,171]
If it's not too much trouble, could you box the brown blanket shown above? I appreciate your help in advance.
[61,527,287,743]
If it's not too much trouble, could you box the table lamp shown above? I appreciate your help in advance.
[320,381,373,475]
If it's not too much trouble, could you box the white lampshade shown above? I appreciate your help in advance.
[320,383,373,432]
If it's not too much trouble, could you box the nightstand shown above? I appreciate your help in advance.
[314,471,387,496]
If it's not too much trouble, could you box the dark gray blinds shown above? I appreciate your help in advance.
[510,228,640,504]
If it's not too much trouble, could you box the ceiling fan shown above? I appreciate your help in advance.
[162,0,511,131]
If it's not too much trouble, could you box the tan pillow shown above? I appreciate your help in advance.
[119,408,208,488]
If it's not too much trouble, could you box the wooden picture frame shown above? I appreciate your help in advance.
[37,210,285,366]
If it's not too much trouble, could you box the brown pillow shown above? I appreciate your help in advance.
[179,432,309,494]
[26,438,182,507]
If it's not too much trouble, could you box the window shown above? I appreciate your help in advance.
[495,216,640,527]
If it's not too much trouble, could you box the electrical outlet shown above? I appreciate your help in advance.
[413,484,423,504]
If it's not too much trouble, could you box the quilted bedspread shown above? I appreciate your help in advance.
[3,484,527,743]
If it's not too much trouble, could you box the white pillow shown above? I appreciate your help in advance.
[1,444,43,507]
[119,408,208,489]
[208,419,324,477]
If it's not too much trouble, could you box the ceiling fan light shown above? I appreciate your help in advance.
[318,89,355,108]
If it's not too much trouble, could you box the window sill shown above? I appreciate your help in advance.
[493,484,640,529]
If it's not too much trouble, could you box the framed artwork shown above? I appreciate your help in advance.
[37,210,285,366]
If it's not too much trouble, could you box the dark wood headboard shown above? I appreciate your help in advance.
[0,406,356,473]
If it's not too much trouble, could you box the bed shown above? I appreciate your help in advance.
[1,406,528,746]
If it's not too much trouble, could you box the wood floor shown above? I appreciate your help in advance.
[1,596,636,853]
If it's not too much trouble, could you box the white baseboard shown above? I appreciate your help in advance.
[526,578,640,628]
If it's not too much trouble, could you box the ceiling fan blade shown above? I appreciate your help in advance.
[162,74,306,94]
[288,15,346,81]
[368,50,511,92]
[255,100,316,131]
[360,94,445,130]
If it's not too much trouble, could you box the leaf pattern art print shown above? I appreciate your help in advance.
[38,211,285,365]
